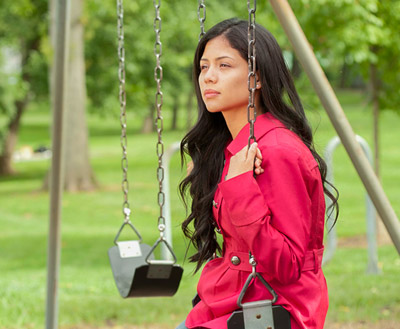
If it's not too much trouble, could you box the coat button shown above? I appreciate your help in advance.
[231,256,241,265]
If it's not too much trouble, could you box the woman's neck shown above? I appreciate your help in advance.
[222,92,261,139]
[222,108,249,139]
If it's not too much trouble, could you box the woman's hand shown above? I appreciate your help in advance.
[225,142,263,180]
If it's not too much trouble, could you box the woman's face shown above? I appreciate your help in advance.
[198,36,250,115]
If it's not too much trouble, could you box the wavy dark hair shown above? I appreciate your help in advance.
[179,18,339,272]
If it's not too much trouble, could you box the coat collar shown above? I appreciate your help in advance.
[226,112,286,155]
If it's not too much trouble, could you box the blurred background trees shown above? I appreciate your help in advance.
[0,0,48,175]
[0,0,399,187]
[291,0,400,178]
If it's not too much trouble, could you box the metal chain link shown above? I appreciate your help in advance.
[247,0,257,148]
[197,0,206,41]
[153,0,166,238]
[117,0,131,223]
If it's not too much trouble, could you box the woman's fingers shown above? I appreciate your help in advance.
[249,143,264,175]
[254,167,264,175]
[246,143,264,175]
[225,143,263,180]
[249,143,262,165]
[246,142,258,160]
[254,157,262,167]
[256,146,263,161]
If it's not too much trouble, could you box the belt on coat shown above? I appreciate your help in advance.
[226,247,324,274]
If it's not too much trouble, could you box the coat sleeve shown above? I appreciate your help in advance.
[218,143,318,284]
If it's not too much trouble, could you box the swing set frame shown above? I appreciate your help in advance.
[46,0,400,328]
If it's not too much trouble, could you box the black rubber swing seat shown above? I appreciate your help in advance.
[227,305,291,329]
[108,241,183,298]
[108,222,183,298]
[108,244,183,297]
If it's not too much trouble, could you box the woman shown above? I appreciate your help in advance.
[178,18,338,329]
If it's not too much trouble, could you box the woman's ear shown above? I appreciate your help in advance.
[256,73,261,89]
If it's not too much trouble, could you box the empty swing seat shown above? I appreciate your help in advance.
[109,235,183,298]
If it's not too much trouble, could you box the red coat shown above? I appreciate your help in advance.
[185,113,328,329]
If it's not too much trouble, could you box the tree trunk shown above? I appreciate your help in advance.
[370,61,380,178]
[141,102,156,134]
[0,34,39,176]
[0,98,29,175]
[44,0,96,191]
[339,61,349,89]
[49,0,56,108]
[291,52,301,79]
[171,94,179,131]
[64,0,96,191]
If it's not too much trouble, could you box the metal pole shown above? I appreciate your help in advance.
[323,136,380,274]
[269,0,400,255]
[322,137,340,266]
[161,141,181,261]
[46,1,71,328]
[357,136,381,274]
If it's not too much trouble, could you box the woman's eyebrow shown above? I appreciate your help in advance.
[200,56,234,61]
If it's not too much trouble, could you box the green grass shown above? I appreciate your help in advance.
[0,89,399,328]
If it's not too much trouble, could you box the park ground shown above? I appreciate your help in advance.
[1,90,399,329]
[63,320,400,329]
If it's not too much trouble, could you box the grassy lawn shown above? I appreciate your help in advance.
[0,89,399,328]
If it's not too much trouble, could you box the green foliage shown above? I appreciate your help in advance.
[1,0,399,125]
[375,1,400,111]
[3,0,398,127]
[0,0,49,149]
[83,0,265,119]
[0,0,49,99]
[290,0,400,112]
[82,0,296,122]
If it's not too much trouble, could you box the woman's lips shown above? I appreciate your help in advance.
[204,89,220,99]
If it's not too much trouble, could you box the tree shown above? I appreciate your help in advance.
[290,0,400,241]
[0,0,48,175]
[42,0,96,191]
[82,0,281,133]
[58,0,96,190]
[290,0,400,177]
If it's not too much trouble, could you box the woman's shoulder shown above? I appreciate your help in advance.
[258,127,317,171]
[258,124,303,151]
[256,113,309,152]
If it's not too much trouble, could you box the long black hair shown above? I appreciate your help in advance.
[179,18,339,272]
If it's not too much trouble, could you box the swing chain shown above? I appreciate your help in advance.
[197,0,206,41]
[117,0,130,223]
[247,0,257,148]
[153,0,166,237]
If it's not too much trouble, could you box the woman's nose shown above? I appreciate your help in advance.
[204,66,217,83]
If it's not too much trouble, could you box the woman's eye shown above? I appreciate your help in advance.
[220,63,231,68]
[200,64,208,70]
